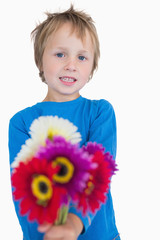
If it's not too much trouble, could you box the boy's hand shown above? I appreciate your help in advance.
[38,213,83,240]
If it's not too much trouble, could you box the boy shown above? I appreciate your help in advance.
[9,5,120,240]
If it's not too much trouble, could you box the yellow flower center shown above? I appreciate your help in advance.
[52,157,74,184]
[47,127,66,140]
[48,128,58,140]
[31,175,53,203]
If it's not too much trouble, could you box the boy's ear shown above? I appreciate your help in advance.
[39,71,44,78]
[39,71,46,83]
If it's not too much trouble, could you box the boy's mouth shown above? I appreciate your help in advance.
[59,77,77,82]
[59,77,77,86]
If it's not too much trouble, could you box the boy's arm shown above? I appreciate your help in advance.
[8,113,41,238]
[67,100,117,234]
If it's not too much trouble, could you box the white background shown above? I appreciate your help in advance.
[1,0,160,239]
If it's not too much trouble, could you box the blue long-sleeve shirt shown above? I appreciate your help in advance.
[8,96,120,240]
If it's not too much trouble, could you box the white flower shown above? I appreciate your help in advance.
[11,116,82,168]
[30,116,81,144]
[11,138,38,168]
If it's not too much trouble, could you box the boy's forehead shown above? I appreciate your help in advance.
[49,22,92,44]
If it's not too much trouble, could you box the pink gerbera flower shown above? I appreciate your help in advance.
[83,142,118,174]
[11,157,66,224]
[78,142,118,214]
[77,151,112,214]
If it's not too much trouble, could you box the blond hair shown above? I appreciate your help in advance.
[31,5,100,82]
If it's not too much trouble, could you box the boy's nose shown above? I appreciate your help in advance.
[64,59,76,72]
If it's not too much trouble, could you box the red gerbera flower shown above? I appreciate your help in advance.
[11,157,67,224]
[77,151,114,215]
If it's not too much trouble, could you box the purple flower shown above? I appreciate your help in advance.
[36,136,93,198]
[82,142,105,155]
[82,142,118,175]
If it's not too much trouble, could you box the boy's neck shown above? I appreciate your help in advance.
[42,91,80,102]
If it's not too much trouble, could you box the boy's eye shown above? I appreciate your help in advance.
[56,53,64,58]
[78,55,86,61]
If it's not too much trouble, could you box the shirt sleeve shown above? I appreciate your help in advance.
[69,99,117,234]
[88,99,117,158]
[8,114,29,234]
[8,113,43,238]
[9,113,30,166]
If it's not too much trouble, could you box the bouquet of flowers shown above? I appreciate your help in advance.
[11,116,117,225]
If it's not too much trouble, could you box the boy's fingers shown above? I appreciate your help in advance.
[44,225,64,238]
[38,223,52,232]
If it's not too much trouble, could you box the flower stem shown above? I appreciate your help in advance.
[55,205,69,225]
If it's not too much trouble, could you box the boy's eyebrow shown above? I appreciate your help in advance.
[55,47,68,51]
[55,46,90,54]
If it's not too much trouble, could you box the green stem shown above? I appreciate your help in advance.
[55,205,69,225]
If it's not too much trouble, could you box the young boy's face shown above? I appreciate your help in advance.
[42,22,94,101]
